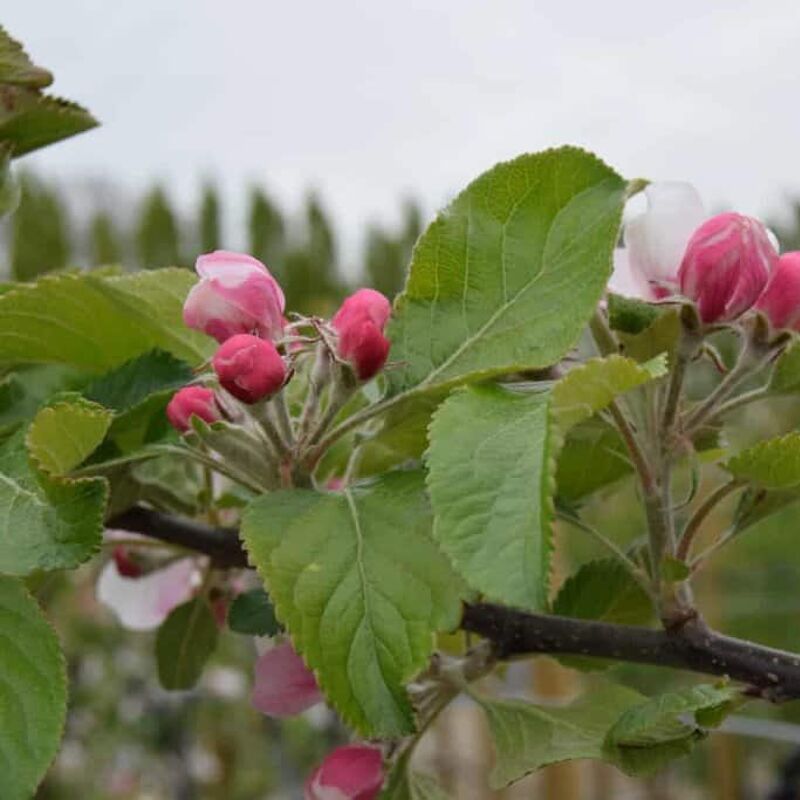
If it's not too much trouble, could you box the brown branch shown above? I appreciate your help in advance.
[462,603,800,700]
[108,506,248,569]
[109,505,800,700]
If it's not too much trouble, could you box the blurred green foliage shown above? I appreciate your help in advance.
[0,172,423,315]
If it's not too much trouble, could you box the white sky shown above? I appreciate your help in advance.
[6,1,800,265]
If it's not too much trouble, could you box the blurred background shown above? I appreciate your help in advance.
[5,1,800,798]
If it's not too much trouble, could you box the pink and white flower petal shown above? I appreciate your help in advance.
[251,642,323,717]
[96,557,199,632]
[304,744,384,800]
[625,181,706,284]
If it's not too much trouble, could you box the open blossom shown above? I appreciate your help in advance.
[251,642,323,717]
[96,555,198,631]
[213,334,286,404]
[332,289,391,380]
[183,250,285,343]
[166,386,221,432]
[610,182,706,300]
[756,252,800,331]
[678,212,777,323]
[305,744,384,800]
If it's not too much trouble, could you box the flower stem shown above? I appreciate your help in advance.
[677,479,743,562]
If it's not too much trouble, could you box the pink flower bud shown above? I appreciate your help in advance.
[678,212,777,323]
[756,252,800,331]
[166,386,221,433]
[183,250,286,343]
[305,745,384,800]
[212,334,286,404]
[332,289,391,380]
[332,288,392,331]
[252,642,323,717]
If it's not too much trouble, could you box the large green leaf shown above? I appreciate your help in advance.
[0,576,67,800]
[241,471,463,737]
[427,385,554,609]
[474,683,644,789]
[426,356,662,610]
[0,269,212,371]
[725,432,800,489]
[0,427,107,575]
[386,147,630,398]
[27,398,112,475]
[156,596,219,690]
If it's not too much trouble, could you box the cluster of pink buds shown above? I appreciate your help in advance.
[612,183,800,330]
[164,250,393,435]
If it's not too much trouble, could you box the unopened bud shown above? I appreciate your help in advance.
[166,386,221,433]
[678,212,776,323]
[212,334,286,404]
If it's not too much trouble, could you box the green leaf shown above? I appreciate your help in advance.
[0,87,97,158]
[553,559,651,625]
[156,595,219,690]
[241,471,463,736]
[618,309,681,365]
[84,349,193,412]
[27,398,112,475]
[0,427,107,575]
[725,432,800,489]
[607,683,739,747]
[0,269,212,372]
[227,588,280,636]
[386,147,629,398]
[474,683,644,789]
[556,420,630,502]
[0,576,67,800]
[604,683,741,774]
[427,356,662,610]
[381,767,449,799]
[607,293,660,334]
[551,354,667,430]
[427,385,554,609]
[0,26,53,88]
[770,340,800,393]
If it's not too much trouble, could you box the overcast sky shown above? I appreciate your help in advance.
[6,1,800,265]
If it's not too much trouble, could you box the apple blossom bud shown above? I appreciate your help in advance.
[252,642,323,717]
[756,252,800,331]
[212,334,286,404]
[332,289,391,380]
[332,288,392,331]
[166,386,221,433]
[183,250,285,343]
[678,212,777,323]
[305,744,384,800]
[624,181,706,287]
[112,545,142,578]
